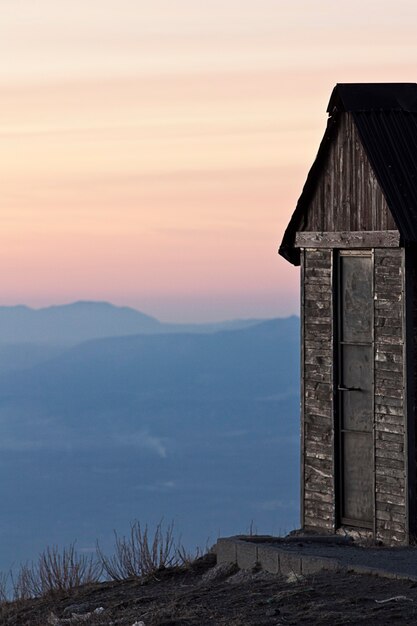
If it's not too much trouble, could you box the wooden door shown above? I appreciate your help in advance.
[337,252,374,529]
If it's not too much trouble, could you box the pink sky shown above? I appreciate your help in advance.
[1,0,416,321]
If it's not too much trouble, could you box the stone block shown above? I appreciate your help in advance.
[278,552,302,576]
[301,555,340,575]
[236,541,258,570]
[216,539,237,565]
[257,546,279,574]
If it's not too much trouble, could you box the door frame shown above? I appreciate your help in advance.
[335,249,375,532]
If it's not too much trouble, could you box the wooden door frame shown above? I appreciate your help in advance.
[334,249,375,532]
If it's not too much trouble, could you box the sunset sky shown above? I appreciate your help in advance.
[1,1,417,321]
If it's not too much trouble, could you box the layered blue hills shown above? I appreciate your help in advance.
[0,304,300,571]
[0,301,264,345]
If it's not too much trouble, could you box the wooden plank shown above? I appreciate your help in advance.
[304,517,334,530]
[375,248,403,257]
[376,487,405,500]
[305,437,333,453]
[374,386,403,400]
[376,529,407,544]
[376,519,406,533]
[404,246,415,541]
[375,474,405,488]
[375,467,405,479]
[305,450,333,463]
[375,456,404,470]
[305,247,330,256]
[376,431,404,443]
[304,490,334,504]
[304,346,333,359]
[304,501,334,516]
[376,510,406,524]
[304,283,332,294]
[375,369,404,382]
[305,346,332,356]
[376,501,406,514]
[307,310,332,330]
[376,502,406,516]
[302,248,334,532]
[300,249,306,530]
[376,348,403,362]
[375,412,404,424]
[305,457,333,473]
[304,400,332,418]
[304,304,331,317]
[305,431,332,446]
[302,113,395,235]
[374,395,404,407]
[304,369,331,383]
[375,265,402,276]
[375,440,404,453]
[305,380,332,392]
[295,230,400,248]
[376,493,406,507]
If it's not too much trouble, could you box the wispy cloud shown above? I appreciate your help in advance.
[0,0,416,320]
[114,431,167,458]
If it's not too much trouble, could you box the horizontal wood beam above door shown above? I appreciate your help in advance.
[295,230,400,249]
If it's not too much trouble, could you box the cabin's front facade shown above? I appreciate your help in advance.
[280,83,417,545]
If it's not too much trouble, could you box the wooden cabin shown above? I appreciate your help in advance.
[279,83,417,545]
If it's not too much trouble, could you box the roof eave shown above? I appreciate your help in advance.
[278,113,340,266]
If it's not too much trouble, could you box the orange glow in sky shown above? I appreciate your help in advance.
[1,0,416,321]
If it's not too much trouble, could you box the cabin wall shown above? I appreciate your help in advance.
[374,248,407,544]
[302,113,397,233]
[302,248,336,532]
[405,246,417,542]
[301,246,407,543]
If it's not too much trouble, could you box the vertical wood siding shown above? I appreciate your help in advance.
[405,247,417,541]
[303,114,398,233]
[303,248,336,531]
[374,248,407,544]
[302,248,407,543]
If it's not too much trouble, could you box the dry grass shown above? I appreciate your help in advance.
[176,543,203,567]
[0,520,203,604]
[96,519,178,581]
[7,543,101,601]
[0,572,8,603]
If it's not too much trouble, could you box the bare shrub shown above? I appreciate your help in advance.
[11,563,34,601]
[11,543,101,600]
[97,520,178,581]
[176,544,202,567]
[37,544,101,595]
[0,571,9,604]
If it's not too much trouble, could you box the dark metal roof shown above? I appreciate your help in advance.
[328,83,417,113]
[279,83,417,265]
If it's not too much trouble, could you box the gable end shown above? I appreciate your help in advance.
[280,111,399,265]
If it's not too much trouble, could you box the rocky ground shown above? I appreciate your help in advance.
[3,552,417,625]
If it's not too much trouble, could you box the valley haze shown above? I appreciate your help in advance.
[0,301,299,572]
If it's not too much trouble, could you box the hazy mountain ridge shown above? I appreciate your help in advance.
[0,310,300,574]
[0,301,267,345]
[0,316,299,433]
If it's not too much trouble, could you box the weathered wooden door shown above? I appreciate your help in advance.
[337,252,373,529]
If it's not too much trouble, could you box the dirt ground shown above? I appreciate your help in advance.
[3,553,417,625]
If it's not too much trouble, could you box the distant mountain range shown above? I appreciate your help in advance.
[0,304,300,574]
[0,316,299,439]
[0,301,266,345]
